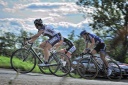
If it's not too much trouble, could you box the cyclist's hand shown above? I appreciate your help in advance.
[81,52,85,55]
[85,48,90,53]
[25,40,33,45]
[25,37,31,40]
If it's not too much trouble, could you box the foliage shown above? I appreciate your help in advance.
[68,30,75,42]
[125,57,128,64]
[76,0,128,62]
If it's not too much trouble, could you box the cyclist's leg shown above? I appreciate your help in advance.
[98,43,108,68]
[43,42,52,62]
[66,46,76,58]
[45,35,61,61]
[91,49,97,56]
[93,43,107,67]
[66,46,76,72]
[40,41,51,62]
[94,43,111,76]
[100,50,108,67]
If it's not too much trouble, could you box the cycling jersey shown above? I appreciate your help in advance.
[85,33,104,45]
[63,38,76,54]
[85,33,105,53]
[39,25,59,38]
[38,25,61,46]
[63,38,74,47]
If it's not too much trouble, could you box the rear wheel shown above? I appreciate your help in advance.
[69,68,81,78]
[107,61,122,81]
[10,48,36,73]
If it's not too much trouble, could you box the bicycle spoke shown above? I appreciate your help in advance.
[107,61,122,81]
[77,54,98,79]
[10,48,36,73]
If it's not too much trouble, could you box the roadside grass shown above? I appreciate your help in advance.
[0,55,77,78]
[0,55,41,73]
[0,55,11,69]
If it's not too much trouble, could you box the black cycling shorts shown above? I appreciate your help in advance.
[94,43,106,53]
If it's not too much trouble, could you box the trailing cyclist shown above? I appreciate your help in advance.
[80,30,112,76]
[54,37,76,72]
[55,37,76,59]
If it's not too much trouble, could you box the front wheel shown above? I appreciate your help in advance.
[49,52,71,77]
[10,48,36,73]
[77,56,98,79]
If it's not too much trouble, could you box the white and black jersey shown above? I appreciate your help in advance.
[63,38,76,54]
[39,25,59,38]
[39,25,61,46]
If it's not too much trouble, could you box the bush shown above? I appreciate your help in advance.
[125,57,128,64]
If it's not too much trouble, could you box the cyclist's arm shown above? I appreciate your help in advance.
[84,38,95,53]
[85,41,88,48]
[88,38,95,50]
[29,30,43,43]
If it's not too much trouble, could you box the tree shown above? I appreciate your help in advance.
[67,30,75,42]
[76,0,128,62]
[73,36,85,57]
[0,32,16,56]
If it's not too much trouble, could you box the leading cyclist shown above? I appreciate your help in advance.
[80,30,112,76]
[26,18,62,66]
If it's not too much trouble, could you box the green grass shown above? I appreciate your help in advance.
[0,55,11,69]
[0,55,60,74]
[0,55,41,73]
[0,55,78,78]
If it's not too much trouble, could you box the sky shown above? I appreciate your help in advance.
[0,0,94,38]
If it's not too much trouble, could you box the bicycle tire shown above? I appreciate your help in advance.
[77,53,98,79]
[69,69,81,78]
[38,54,52,75]
[69,60,81,78]
[107,60,122,81]
[10,48,36,73]
[49,52,71,77]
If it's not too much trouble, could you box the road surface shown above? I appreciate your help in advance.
[0,68,128,85]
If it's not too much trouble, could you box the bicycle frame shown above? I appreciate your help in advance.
[24,45,61,67]
[81,53,107,75]
[90,56,107,73]
[22,38,56,66]
[27,47,43,63]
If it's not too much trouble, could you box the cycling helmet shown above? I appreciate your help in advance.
[34,19,42,25]
[80,30,87,36]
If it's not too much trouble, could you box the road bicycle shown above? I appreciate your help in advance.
[10,37,71,77]
[76,52,122,81]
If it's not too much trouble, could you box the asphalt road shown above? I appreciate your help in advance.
[0,68,128,85]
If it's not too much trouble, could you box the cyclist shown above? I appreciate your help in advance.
[54,37,76,72]
[26,18,62,66]
[55,37,76,59]
[80,30,112,76]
